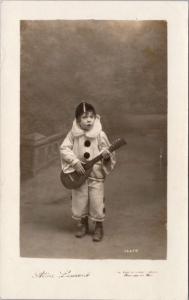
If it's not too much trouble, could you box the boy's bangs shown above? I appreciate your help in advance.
[75,102,96,119]
[83,110,96,117]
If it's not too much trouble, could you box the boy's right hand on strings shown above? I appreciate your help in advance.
[74,161,85,175]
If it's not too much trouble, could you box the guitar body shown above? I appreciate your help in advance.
[60,137,126,189]
[60,164,93,189]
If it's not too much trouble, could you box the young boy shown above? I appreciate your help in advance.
[60,102,116,242]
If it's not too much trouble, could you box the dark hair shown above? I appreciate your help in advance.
[75,102,96,120]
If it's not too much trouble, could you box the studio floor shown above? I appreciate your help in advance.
[20,132,167,259]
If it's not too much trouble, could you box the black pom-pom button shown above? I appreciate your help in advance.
[84,152,90,159]
[84,140,91,147]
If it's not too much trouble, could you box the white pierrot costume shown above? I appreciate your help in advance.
[60,114,116,222]
[60,115,116,180]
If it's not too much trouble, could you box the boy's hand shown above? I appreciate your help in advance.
[102,149,110,160]
[74,161,86,175]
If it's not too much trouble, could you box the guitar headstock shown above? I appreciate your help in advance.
[109,138,127,152]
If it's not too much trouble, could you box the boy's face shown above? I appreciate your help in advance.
[78,111,95,131]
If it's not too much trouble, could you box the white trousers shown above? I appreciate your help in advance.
[72,178,105,222]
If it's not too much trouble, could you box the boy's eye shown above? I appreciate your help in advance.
[81,113,94,120]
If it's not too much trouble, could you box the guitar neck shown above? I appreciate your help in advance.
[84,153,104,170]
[84,138,126,170]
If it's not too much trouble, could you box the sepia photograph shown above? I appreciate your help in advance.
[1,1,187,299]
[20,20,167,259]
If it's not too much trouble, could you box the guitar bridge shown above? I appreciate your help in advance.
[68,174,74,182]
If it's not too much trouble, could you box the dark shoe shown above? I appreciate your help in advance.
[93,222,104,242]
[75,217,88,238]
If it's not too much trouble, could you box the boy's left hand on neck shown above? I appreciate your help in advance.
[102,149,110,159]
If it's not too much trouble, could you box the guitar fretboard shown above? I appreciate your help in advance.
[84,138,126,170]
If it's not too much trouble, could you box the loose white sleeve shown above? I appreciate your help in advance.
[59,131,79,167]
[98,131,116,174]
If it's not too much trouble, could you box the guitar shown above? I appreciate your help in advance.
[60,138,126,189]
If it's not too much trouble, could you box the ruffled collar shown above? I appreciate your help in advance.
[71,114,102,138]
